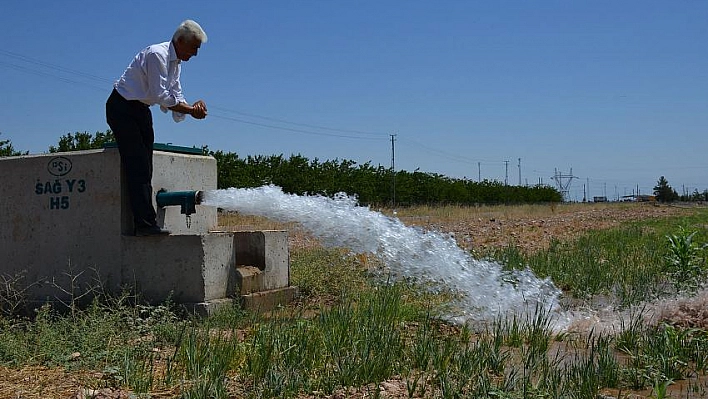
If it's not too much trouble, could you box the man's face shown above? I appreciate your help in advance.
[175,36,201,61]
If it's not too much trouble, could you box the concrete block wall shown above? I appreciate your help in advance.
[233,231,290,290]
[0,150,124,299]
[153,151,217,235]
[121,233,236,303]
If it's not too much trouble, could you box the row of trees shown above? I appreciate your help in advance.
[2,130,564,205]
[212,151,562,205]
[2,131,115,156]
[653,175,708,203]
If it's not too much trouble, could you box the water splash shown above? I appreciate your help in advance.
[204,185,568,327]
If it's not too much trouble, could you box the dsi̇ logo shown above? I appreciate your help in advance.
[47,156,72,177]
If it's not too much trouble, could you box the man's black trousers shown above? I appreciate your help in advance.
[106,88,158,229]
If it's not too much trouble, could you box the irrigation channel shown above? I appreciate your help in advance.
[203,185,582,329]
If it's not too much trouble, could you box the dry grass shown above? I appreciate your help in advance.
[0,366,102,399]
[217,212,293,232]
[380,201,647,220]
[216,212,321,251]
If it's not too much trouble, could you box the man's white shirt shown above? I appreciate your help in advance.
[114,41,187,122]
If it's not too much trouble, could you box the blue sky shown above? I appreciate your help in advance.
[1,1,706,200]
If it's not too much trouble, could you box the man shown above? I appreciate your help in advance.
[106,20,208,236]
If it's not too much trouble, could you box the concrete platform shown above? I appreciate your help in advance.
[0,148,297,313]
[121,233,236,303]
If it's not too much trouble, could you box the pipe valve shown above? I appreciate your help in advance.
[156,189,203,228]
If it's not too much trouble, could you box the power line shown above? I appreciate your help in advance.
[0,60,107,92]
[208,112,387,140]
[398,137,505,166]
[0,49,113,84]
[210,106,386,137]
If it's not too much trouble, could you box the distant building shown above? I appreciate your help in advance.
[593,196,608,202]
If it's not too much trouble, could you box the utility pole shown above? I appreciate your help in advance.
[518,158,522,186]
[478,162,481,182]
[504,160,509,185]
[390,134,396,208]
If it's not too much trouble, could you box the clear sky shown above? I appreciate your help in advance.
[1,1,706,201]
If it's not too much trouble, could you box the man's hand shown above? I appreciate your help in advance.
[190,100,208,119]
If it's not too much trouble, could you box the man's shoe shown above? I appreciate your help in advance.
[135,225,171,236]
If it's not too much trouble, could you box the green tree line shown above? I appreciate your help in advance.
[210,150,562,205]
[1,130,562,205]
[653,175,708,203]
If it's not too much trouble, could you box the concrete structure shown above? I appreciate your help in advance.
[0,145,296,313]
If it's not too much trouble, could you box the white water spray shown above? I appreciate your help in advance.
[204,185,568,326]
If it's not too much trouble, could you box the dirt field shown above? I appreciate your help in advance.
[396,202,694,255]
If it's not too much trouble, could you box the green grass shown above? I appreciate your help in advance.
[1,206,708,398]
[486,209,708,307]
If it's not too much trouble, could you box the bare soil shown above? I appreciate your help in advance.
[396,202,693,255]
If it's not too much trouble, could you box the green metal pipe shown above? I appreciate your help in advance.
[155,189,203,215]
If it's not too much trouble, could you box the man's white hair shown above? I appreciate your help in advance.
[173,20,208,43]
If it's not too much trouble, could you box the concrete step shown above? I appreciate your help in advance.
[187,285,299,316]
[240,286,299,312]
[235,265,263,294]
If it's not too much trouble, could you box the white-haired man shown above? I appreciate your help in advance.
[106,20,208,236]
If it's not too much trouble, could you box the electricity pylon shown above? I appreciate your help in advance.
[552,168,576,202]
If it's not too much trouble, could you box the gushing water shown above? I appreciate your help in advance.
[204,185,568,327]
